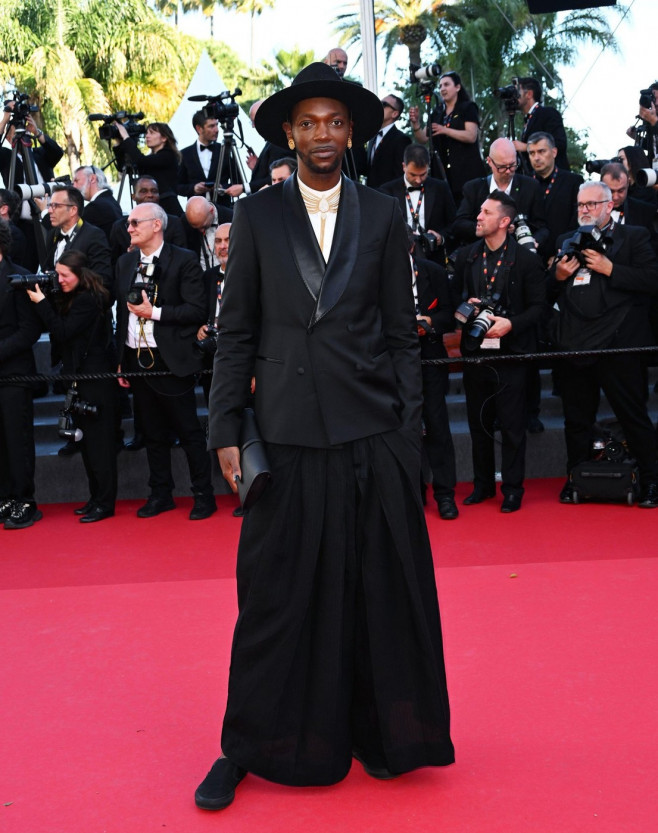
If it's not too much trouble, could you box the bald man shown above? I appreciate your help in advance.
[183,196,232,271]
[453,137,548,250]
[323,47,348,79]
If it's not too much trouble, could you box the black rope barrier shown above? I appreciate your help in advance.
[2,345,658,386]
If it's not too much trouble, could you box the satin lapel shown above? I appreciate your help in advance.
[312,176,360,326]
[282,175,326,301]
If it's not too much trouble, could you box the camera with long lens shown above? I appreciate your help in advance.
[494,79,520,114]
[636,167,658,187]
[584,156,622,176]
[455,293,508,353]
[57,387,97,442]
[188,89,241,128]
[410,62,442,85]
[89,110,146,142]
[8,271,59,294]
[558,225,607,266]
[127,262,158,305]
[513,214,537,251]
[194,324,219,356]
[3,91,40,129]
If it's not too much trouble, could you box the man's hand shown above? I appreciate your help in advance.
[194,181,211,195]
[127,290,154,319]
[555,255,580,281]
[582,248,613,277]
[485,315,512,339]
[246,151,258,171]
[409,106,421,129]
[639,103,658,127]
[117,364,130,389]
[225,184,245,198]
[416,314,432,336]
[427,229,443,245]
[217,446,241,492]
[196,323,208,341]
[512,139,527,153]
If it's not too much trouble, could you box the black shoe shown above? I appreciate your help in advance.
[232,505,245,517]
[4,502,43,529]
[136,496,176,518]
[0,499,16,521]
[74,500,96,516]
[463,487,496,505]
[124,435,145,451]
[195,757,247,811]
[189,495,217,521]
[527,416,545,434]
[80,506,115,523]
[501,493,522,513]
[352,750,398,781]
[58,439,81,456]
[437,497,459,520]
[638,483,658,508]
[559,481,576,504]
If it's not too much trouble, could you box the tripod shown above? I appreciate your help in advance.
[416,84,447,182]
[212,117,250,204]
[4,124,48,268]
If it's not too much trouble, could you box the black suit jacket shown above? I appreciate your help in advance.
[0,135,64,187]
[534,168,584,258]
[208,174,421,449]
[454,235,547,355]
[521,105,570,171]
[177,143,235,209]
[366,125,411,189]
[44,220,112,290]
[114,243,207,377]
[379,176,456,249]
[0,259,40,379]
[109,212,187,266]
[82,190,123,243]
[454,174,549,251]
[415,256,453,360]
[249,142,289,192]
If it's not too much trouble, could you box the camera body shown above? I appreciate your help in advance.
[639,88,655,110]
[194,324,219,356]
[413,229,439,256]
[57,387,97,442]
[8,271,59,294]
[188,89,242,128]
[89,110,146,142]
[559,224,606,266]
[455,293,509,352]
[3,91,39,128]
[127,261,158,306]
[494,79,520,114]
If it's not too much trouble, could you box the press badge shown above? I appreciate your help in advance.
[573,267,591,286]
[481,338,501,349]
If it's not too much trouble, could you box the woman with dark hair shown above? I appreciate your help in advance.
[618,145,658,206]
[410,70,487,204]
[27,250,118,522]
[115,121,183,216]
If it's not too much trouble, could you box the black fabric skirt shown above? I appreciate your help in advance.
[220,428,455,786]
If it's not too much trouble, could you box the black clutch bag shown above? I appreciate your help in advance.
[236,407,272,511]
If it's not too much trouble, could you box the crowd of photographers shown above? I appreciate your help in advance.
[1,61,658,529]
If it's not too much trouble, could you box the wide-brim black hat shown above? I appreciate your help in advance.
[255,62,384,149]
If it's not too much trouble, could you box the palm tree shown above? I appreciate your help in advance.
[226,0,276,68]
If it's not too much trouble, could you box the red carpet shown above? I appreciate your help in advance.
[1,479,656,832]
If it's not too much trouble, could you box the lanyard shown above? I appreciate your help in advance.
[405,186,424,230]
[534,166,558,196]
[481,241,507,294]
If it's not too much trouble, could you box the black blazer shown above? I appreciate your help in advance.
[415,256,454,360]
[379,176,456,248]
[521,105,570,171]
[454,235,547,355]
[454,173,549,251]
[177,143,234,209]
[0,136,64,187]
[82,190,123,243]
[114,243,207,377]
[0,259,40,379]
[109,213,187,266]
[535,168,584,258]
[208,174,422,449]
[44,220,113,291]
[249,142,289,192]
[366,125,411,189]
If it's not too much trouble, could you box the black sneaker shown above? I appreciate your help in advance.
[638,483,658,508]
[0,499,16,521]
[4,502,43,529]
[195,757,247,810]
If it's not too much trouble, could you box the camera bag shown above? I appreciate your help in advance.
[569,459,640,505]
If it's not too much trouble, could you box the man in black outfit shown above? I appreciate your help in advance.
[198,222,230,405]
[453,137,548,251]
[454,190,547,513]
[379,143,456,262]
[600,162,658,246]
[72,166,123,243]
[550,181,658,508]
[115,202,216,520]
[366,93,411,188]
[0,223,43,529]
[0,189,28,266]
[514,77,570,172]
[195,62,454,811]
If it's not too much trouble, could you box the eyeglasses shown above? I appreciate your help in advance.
[576,200,608,211]
[381,101,395,109]
[126,217,156,228]
[488,159,518,173]
[48,202,75,210]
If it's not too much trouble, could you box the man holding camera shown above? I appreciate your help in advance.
[454,191,547,513]
[550,181,658,508]
[453,137,548,252]
[513,77,570,172]
[600,162,657,248]
[115,202,216,520]
[379,144,456,264]
[178,110,244,206]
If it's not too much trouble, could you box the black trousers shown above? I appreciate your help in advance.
[463,361,528,495]
[560,354,658,486]
[124,348,212,499]
[76,378,119,511]
[0,384,35,503]
[421,363,456,500]
[221,432,454,786]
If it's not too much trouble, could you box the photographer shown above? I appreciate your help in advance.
[72,166,123,243]
[197,222,230,405]
[513,77,570,172]
[0,189,28,266]
[410,70,487,205]
[178,110,243,207]
[550,181,658,508]
[626,83,658,164]
[618,146,658,207]
[114,121,182,216]
[26,250,118,522]
[0,222,42,529]
[454,191,547,513]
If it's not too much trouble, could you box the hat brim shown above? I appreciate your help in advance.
[255,77,384,149]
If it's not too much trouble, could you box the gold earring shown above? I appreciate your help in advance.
[347,137,352,149]
[288,138,295,150]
